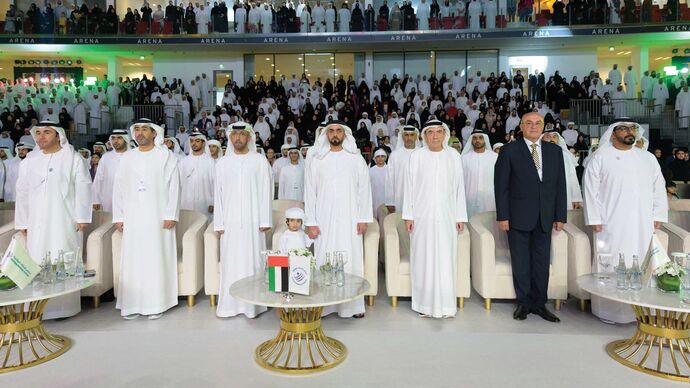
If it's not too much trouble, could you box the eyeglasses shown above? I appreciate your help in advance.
[614,125,636,133]
[522,121,544,127]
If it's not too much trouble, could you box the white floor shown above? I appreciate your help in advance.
[2,290,686,388]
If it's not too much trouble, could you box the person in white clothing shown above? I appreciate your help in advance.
[93,129,133,212]
[15,121,92,320]
[403,120,468,318]
[624,65,636,98]
[325,3,336,32]
[583,119,667,324]
[179,131,215,217]
[385,125,420,212]
[561,122,579,147]
[608,64,622,87]
[113,119,180,320]
[338,4,351,32]
[304,120,373,318]
[214,121,273,318]
[541,127,583,209]
[278,207,314,253]
[3,142,33,201]
[369,148,388,217]
[235,5,247,33]
[278,146,304,201]
[461,129,497,219]
[416,0,430,30]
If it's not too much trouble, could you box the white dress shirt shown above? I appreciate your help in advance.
[524,138,543,181]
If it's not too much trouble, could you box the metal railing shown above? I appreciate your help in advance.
[1,2,689,36]
[569,98,656,127]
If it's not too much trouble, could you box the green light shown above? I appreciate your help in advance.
[608,46,614,52]
[139,55,145,60]
[219,64,224,69]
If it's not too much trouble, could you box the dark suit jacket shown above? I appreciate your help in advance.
[494,139,567,232]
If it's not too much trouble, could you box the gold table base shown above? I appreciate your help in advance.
[607,305,690,382]
[255,307,347,374]
[0,299,72,373]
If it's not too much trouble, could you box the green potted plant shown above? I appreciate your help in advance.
[654,261,685,293]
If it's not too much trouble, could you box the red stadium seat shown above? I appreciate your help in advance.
[651,5,663,22]
[162,21,172,34]
[135,21,148,34]
[442,16,454,29]
[151,22,161,34]
[430,18,441,30]
[24,20,32,34]
[377,17,388,31]
[454,16,466,29]
[496,15,507,28]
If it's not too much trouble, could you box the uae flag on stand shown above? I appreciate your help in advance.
[268,254,289,292]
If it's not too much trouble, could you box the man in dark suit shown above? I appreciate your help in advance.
[494,112,567,322]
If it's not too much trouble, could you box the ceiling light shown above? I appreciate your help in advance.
[608,46,615,52]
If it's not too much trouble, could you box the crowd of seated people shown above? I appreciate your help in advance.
[3,0,688,35]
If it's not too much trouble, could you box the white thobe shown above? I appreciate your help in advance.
[468,1,481,31]
[338,8,350,32]
[300,9,310,32]
[74,103,87,134]
[652,83,669,114]
[179,153,215,216]
[461,150,497,219]
[214,152,272,318]
[3,158,20,201]
[562,150,583,209]
[325,8,335,32]
[279,229,313,253]
[484,0,497,29]
[624,70,636,98]
[369,164,387,216]
[272,156,289,182]
[304,150,373,317]
[677,90,690,129]
[312,6,325,31]
[199,78,212,108]
[608,69,622,87]
[417,3,430,30]
[385,147,414,211]
[278,162,304,201]
[402,148,467,318]
[15,148,92,319]
[584,147,667,323]
[92,150,126,212]
[113,147,180,316]
[235,7,247,33]
[260,8,272,33]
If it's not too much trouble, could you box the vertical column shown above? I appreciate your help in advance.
[107,56,121,83]
[365,51,374,87]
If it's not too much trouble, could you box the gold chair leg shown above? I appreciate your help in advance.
[484,298,491,310]
[209,295,217,307]
[554,299,561,311]
[367,295,374,306]
[579,299,587,312]
[93,296,100,308]
[457,297,465,309]
[187,295,196,307]
[391,296,398,307]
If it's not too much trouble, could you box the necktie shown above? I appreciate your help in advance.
[531,143,540,171]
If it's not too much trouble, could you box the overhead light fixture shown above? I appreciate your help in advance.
[51,60,58,65]
[59,60,65,65]
[672,48,679,54]
[681,67,689,74]
[139,55,145,60]
[265,57,270,61]
[685,48,690,54]
[219,64,224,69]
[608,46,615,52]
[67,60,73,65]
[76,60,82,64]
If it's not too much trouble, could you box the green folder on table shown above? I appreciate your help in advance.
[0,238,40,289]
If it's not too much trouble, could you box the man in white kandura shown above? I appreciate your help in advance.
[385,125,419,213]
[541,127,583,209]
[278,146,304,201]
[179,131,215,217]
[113,119,180,320]
[583,119,667,324]
[214,121,273,318]
[93,129,133,212]
[15,121,92,319]
[305,120,373,318]
[460,128,497,219]
[403,120,468,318]
[4,143,33,201]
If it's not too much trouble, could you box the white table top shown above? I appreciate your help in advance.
[0,278,94,306]
[230,274,370,309]
[577,274,690,313]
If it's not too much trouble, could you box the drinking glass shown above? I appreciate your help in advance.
[597,253,613,280]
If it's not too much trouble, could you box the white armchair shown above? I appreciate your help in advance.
[0,209,16,253]
[468,211,568,310]
[204,200,305,306]
[80,211,116,308]
[383,212,471,309]
[664,200,690,255]
[376,205,391,264]
[564,209,593,311]
[113,210,207,307]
